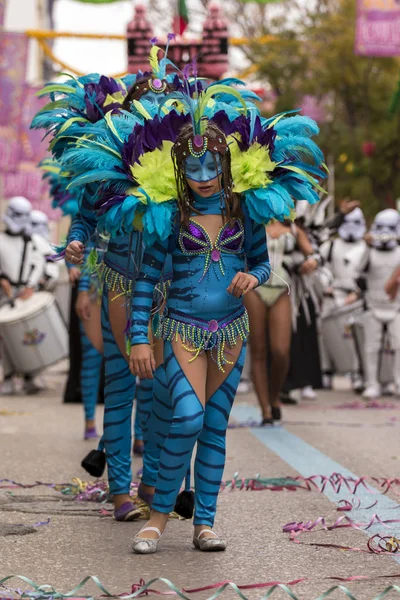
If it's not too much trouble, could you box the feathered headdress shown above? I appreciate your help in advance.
[39,158,81,217]
[31,73,138,161]
[126,35,181,100]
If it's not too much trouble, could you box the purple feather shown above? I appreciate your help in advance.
[83,76,126,123]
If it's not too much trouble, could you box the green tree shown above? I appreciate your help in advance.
[250,0,400,219]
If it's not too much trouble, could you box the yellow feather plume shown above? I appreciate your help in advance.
[229,138,276,194]
[130,142,177,203]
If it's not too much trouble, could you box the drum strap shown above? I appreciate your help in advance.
[327,240,334,263]
[17,235,31,288]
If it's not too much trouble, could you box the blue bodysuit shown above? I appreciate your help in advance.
[68,193,148,495]
[131,192,270,525]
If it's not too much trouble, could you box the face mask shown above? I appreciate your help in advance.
[185,152,222,183]
[3,208,31,235]
[31,221,50,238]
[338,208,366,242]
[370,209,400,250]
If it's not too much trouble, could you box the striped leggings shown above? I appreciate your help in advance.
[79,323,102,421]
[101,292,151,495]
[146,340,246,527]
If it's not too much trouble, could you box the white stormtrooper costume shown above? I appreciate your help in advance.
[319,208,367,391]
[30,210,60,292]
[0,197,45,394]
[355,209,400,399]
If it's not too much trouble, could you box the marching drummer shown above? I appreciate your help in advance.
[355,209,400,400]
[319,207,367,393]
[0,197,46,395]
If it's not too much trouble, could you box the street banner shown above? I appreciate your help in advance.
[0,127,20,172]
[0,32,29,128]
[20,85,49,164]
[0,0,5,27]
[355,0,400,56]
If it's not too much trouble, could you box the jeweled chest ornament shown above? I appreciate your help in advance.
[148,78,167,94]
[188,135,208,158]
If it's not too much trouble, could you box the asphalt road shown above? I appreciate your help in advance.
[1,366,400,600]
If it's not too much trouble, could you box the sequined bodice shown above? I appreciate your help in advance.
[179,219,244,257]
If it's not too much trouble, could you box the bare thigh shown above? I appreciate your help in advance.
[245,291,268,361]
[268,293,292,355]
[206,339,244,401]
[81,300,103,353]
[170,338,207,407]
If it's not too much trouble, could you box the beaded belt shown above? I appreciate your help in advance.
[156,306,249,371]
[98,262,134,297]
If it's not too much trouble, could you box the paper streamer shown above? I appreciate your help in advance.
[3,474,400,497]
[2,574,400,600]
[284,514,400,537]
[335,400,400,410]
[283,515,400,555]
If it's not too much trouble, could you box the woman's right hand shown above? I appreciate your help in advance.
[129,344,156,380]
[66,241,85,265]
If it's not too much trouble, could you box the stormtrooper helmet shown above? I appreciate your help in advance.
[3,196,32,235]
[370,209,400,250]
[338,207,366,242]
[30,210,50,239]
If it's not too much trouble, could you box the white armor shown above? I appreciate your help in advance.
[319,209,367,389]
[3,196,32,235]
[356,209,400,397]
[0,199,46,384]
[0,198,44,294]
[321,208,367,304]
[30,210,50,239]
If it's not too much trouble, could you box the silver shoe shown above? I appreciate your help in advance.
[132,526,162,554]
[193,529,227,552]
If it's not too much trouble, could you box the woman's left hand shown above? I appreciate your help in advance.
[299,257,319,275]
[227,272,258,297]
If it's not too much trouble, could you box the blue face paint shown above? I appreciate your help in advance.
[142,90,167,106]
[185,152,222,183]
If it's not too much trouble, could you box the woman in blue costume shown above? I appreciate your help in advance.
[91,77,324,551]
[64,83,176,521]
[90,79,323,552]
[33,71,159,520]
[129,126,270,553]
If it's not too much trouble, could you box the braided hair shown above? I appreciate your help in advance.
[171,122,241,228]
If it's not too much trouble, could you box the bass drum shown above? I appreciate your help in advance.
[0,292,68,375]
[352,321,394,385]
[321,300,364,374]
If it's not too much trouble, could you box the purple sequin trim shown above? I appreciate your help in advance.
[220,221,243,251]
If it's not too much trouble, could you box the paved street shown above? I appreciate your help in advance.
[1,365,400,600]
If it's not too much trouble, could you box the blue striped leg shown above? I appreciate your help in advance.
[79,323,103,422]
[151,342,205,515]
[194,343,246,527]
[135,378,154,444]
[142,364,172,487]
[101,291,136,495]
